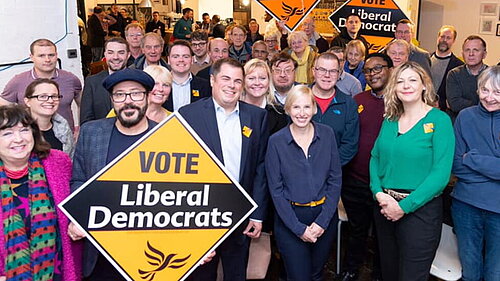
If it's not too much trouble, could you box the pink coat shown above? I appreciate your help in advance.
[0,149,82,280]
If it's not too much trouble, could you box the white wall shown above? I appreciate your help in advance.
[0,0,82,90]
[419,0,499,66]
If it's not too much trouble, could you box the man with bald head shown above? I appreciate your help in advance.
[430,25,464,111]
[196,38,229,80]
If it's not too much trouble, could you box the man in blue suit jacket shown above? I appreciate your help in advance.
[163,40,211,111]
[68,69,157,280]
[179,58,269,281]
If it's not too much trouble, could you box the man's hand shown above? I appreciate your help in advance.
[200,251,216,265]
[68,222,86,241]
[243,220,262,239]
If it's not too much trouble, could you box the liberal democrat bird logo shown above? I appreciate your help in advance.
[138,241,191,280]
[281,1,305,21]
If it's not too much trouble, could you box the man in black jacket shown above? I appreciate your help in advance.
[301,16,329,53]
[430,25,464,111]
[330,13,369,55]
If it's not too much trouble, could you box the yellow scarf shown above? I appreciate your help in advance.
[291,46,311,84]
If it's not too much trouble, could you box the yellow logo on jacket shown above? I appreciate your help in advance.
[358,104,364,113]
[423,123,434,133]
[242,126,253,138]
[192,90,200,97]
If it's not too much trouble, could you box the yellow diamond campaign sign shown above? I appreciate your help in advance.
[255,0,321,32]
[329,0,410,52]
[59,113,257,281]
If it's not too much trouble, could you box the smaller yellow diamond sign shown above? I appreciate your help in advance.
[59,113,257,281]
[255,0,321,32]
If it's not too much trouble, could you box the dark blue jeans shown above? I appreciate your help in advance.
[452,199,500,281]
[274,205,338,281]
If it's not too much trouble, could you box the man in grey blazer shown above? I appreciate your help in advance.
[68,68,156,280]
[394,19,432,76]
[80,37,130,125]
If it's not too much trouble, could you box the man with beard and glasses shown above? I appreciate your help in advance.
[68,68,156,280]
[270,51,298,105]
[80,37,131,124]
[431,25,464,111]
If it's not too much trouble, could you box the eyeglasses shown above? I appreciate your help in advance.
[315,67,339,76]
[28,95,62,101]
[110,91,147,102]
[191,42,207,48]
[265,39,277,43]
[144,45,162,50]
[395,30,411,35]
[272,67,294,75]
[362,65,388,75]
[127,33,143,38]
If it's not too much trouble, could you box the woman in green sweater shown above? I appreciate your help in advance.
[369,62,455,281]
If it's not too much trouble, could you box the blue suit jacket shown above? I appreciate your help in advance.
[163,75,212,111]
[179,98,269,221]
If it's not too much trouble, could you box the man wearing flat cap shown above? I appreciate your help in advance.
[67,68,157,280]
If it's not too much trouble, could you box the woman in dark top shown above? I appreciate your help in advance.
[266,85,342,280]
[241,59,288,134]
[24,79,74,157]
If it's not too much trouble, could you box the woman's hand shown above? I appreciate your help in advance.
[0,276,6,281]
[382,201,405,221]
[68,222,86,241]
[300,227,317,243]
[309,223,325,238]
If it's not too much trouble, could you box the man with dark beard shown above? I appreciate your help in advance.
[68,68,156,280]
[430,25,463,111]
[270,51,297,105]
[80,37,131,124]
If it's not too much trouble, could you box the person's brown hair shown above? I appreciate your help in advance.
[30,39,56,55]
[0,104,51,159]
[384,62,436,120]
[24,78,60,99]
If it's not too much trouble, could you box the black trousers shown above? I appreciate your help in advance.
[186,229,250,281]
[341,176,380,276]
[374,195,443,281]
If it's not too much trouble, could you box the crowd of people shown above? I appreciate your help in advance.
[0,6,498,281]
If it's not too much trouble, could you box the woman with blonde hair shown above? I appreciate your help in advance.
[143,65,172,122]
[286,31,318,84]
[242,59,288,134]
[345,40,367,89]
[266,85,341,280]
[264,30,281,61]
[370,61,454,281]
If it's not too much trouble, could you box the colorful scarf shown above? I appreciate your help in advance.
[0,153,57,281]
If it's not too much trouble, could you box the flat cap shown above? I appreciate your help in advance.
[102,68,155,92]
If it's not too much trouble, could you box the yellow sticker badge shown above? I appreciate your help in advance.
[192,90,200,97]
[423,123,434,134]
[242,126,253,138]
[358,104,364,114]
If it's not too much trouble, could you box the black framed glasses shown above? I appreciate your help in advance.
[191,42,207,48]
[362,65,389,75]
[315,67,339,76]
[110,91,147,103]
[28,95,62,101]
